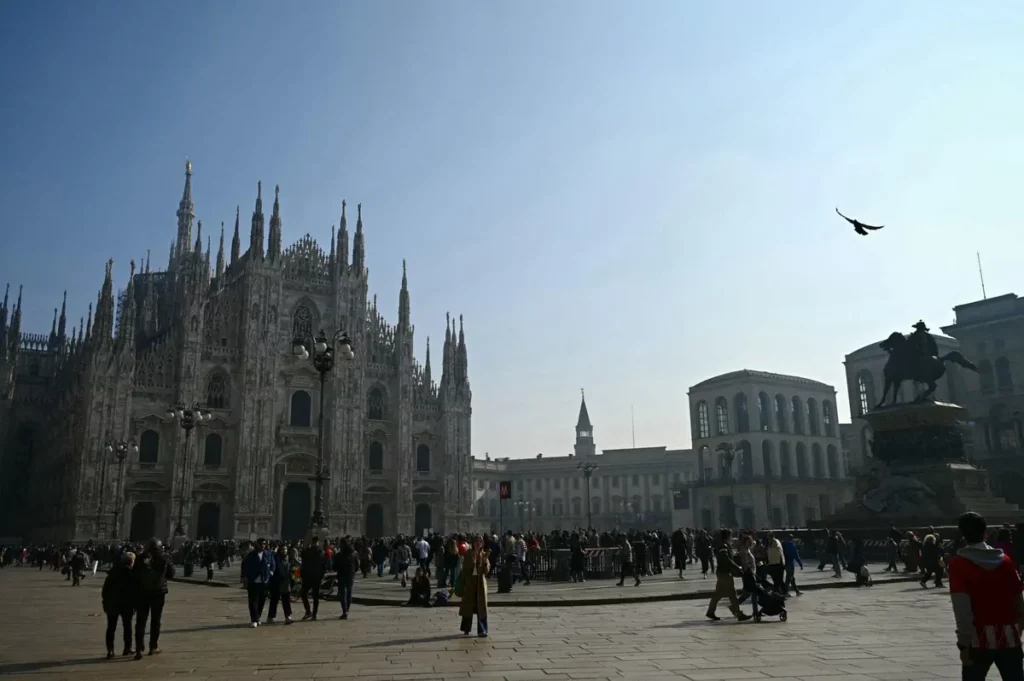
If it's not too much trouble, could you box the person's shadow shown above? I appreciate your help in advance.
[352,634,469,648]
[0,657,112,675]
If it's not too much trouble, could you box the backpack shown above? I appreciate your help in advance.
[137,556,163,592]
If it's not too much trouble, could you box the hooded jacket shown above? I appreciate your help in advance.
[949,543,1024,649]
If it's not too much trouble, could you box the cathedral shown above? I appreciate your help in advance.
[0,160,473,542]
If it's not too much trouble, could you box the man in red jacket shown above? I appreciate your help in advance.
[949,511,1024,680]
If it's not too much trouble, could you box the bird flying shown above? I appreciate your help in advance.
[836,207,884,236]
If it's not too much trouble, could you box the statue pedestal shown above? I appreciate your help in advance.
[821,401,1024,529]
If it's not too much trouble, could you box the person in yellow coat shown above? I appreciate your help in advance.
[458,537,490,637]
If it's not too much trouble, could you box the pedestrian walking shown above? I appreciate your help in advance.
[706,529,752,622]
[266,545,293,625]
[102,553,136,659]
[132,539,175,660]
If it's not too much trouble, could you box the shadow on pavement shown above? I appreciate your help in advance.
[0,657,112,675]
[352,633,466,648]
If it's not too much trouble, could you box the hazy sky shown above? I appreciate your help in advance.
[2,2,1022,457]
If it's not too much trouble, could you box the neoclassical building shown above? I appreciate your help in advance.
[470,393,697,533]
[682,370,853,529]
[0,160,473,542]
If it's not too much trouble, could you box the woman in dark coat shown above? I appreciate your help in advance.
[333,538,358,620]
[458,537,490,637]
[102,553,136,658]
[267,545,293,624]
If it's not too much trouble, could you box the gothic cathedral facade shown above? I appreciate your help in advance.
[0,161,473,542]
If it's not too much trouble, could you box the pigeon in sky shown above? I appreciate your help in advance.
[836,207,884,236]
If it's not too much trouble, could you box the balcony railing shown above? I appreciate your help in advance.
[675,473,850,488]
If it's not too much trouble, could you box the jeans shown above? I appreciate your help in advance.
[135,592,165,652]
[105,608,133,652]
[784,563,801,594]
[247,584,267,623]
[267,589,292,620]
[338,577,354,615]
[376,560,385,577]
[461,614,487,635]
[961,647,1023,681]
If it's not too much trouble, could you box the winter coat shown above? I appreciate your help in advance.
[102,563,135,613]
[458,549,490,621]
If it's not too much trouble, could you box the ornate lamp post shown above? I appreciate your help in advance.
[292,328,355,534]
[514,497,530,532]
[168,402,210,537]
[576,460,599,529]
[105,438,138,540]
[716,442,738,526]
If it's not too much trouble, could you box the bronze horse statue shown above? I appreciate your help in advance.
[875,332,978,408]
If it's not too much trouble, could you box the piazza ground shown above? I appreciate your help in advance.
[1,567,961,681]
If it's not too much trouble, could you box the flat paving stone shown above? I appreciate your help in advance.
[0,568,961,680]
[181,562,919,606]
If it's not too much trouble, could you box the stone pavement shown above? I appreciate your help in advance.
[179,562,918,606]
[0,566,963,680]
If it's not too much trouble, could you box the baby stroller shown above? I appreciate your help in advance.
[753,575,787,622]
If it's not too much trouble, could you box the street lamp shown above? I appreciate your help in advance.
[716,442,738,526]
[168,402,210,537]
[576,460,599,529]
[292,328,355,534]
[513,497,530,532]
[105,438,138,540]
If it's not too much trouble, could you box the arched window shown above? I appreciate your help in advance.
[206,372,229,410]
[856,371,875,416]
[826,444,839,478]
[812,443,824,477]
[139,429,159,464]
[290,390,312,427]
[823,400,835,437]
[368,441,384,471]
[779,441,792,478]
[695,401,710,439]
[698,445,711,480]
[758,392,772,432]
[761,440,773,477]
[979,360,994,394]
[738,441,753,479]
[996,357,1013,391]
[734,393,750,433]
[204,433,222,467]
[774,395,788,433]
[791,396,804,434]
[292,304,313,340]
[718,450,733,479]
[795,442,809,477]
[368,387,385,420]
[807,398,820,436]
[416,444,430,472]
[714,397,730,436]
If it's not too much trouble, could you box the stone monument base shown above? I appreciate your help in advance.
[820,401,1024,530]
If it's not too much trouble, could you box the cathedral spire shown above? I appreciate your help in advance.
[351,202,365,272]
[337,200,349,270]
[49,307,57,345]
[8,285,22,348]
[0,283,8,338]
[194,220,203,256]
[175,158,195,263]
[442,312,453,384]
[574,389,595,457]
[423,336,432,386]
[216,222,225,278]
[94,259,115,345]
[398,259,410,328]
[145,249,151,274]
[85,302,93,343]
[58,290,67,341]
[225,206,238,266]
[118,260,137,348]
[250,182,265,261]
[267,184,282,261]
[456,314,468,384]
[329,224,336,271]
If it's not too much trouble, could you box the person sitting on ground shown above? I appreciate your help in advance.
[407,567,432,606]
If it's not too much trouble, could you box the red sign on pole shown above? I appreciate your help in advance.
[499,480,512,500]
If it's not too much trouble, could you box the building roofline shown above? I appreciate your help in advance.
[688,369,833,394]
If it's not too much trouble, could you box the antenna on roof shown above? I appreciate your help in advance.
[977,251,987,300]
[631,404,636,448]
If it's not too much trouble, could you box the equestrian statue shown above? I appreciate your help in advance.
[875,321,978,408]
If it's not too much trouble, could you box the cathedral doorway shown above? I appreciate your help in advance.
[281,483,311,540]
[129,502,157,541]
[196,502,221,539]
[414,503,432,536]
[365,503,384,538]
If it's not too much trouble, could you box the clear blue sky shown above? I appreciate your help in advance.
[2,2,1022,457]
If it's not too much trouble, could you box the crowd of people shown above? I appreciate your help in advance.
[4,516,1024,679]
